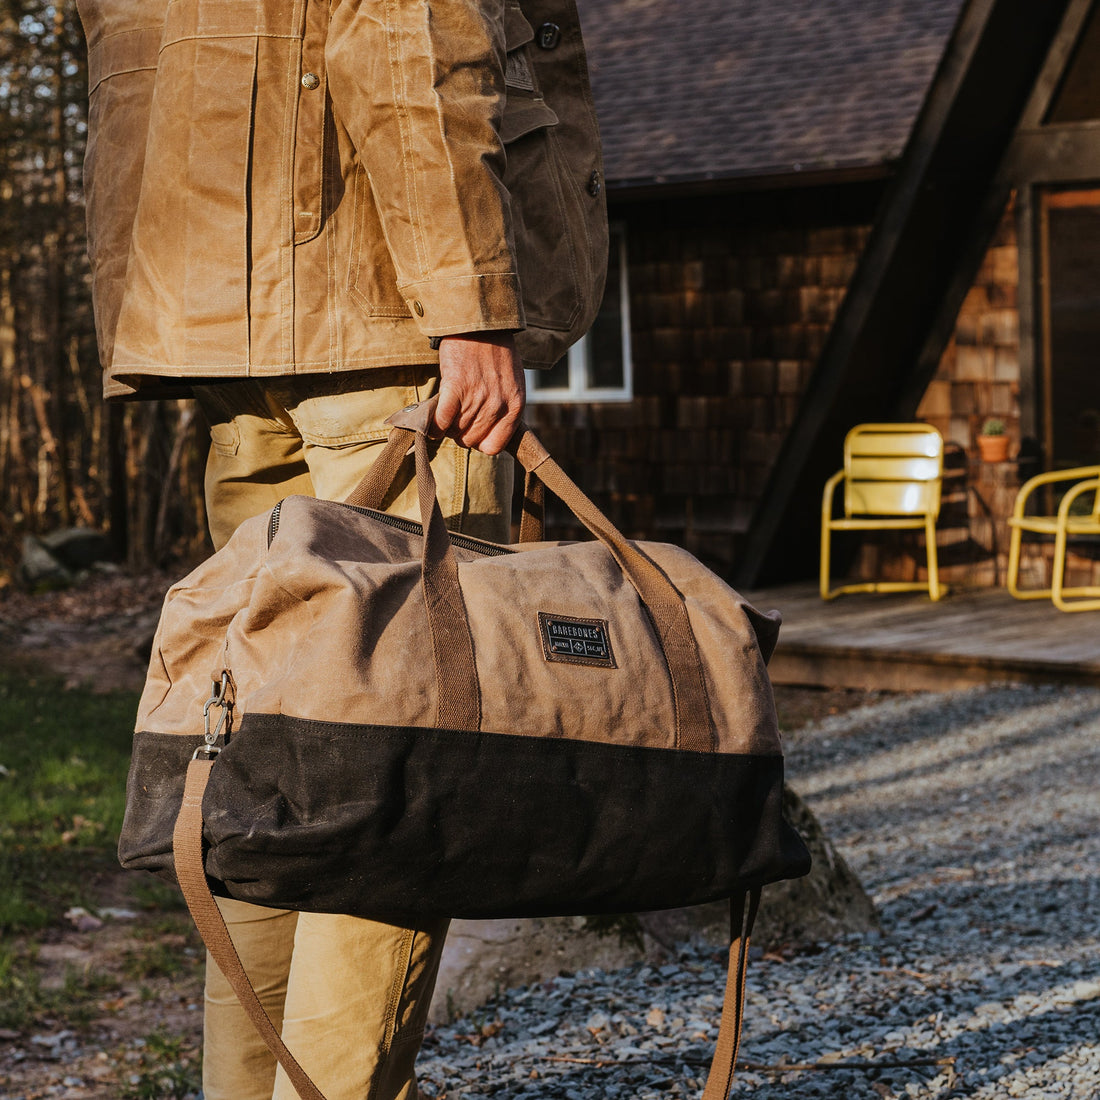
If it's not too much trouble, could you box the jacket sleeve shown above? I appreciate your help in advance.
[325,0,525,338]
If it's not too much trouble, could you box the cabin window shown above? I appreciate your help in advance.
[1038,188,1100,467]
[526,224,632,403]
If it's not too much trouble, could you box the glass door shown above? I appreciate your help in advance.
[1038,188,1100,468]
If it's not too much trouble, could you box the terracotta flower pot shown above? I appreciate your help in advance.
[977,434,1010,463]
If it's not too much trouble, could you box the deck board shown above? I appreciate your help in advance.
[743,583,1100,690]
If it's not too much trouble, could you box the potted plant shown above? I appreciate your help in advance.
[977,417,1010,462]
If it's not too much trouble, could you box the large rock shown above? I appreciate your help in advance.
[431,915,649,1023]
[753,785,880,944]
[430,785,877,1021]
[18,535,74,591]
[17,528,114,591]
[39,527,113,571]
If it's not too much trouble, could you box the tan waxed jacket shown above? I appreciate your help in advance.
[78,0,607,398]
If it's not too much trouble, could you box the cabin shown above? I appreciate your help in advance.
[522,0,1100,597]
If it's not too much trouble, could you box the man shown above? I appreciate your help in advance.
[76,0,606,1095]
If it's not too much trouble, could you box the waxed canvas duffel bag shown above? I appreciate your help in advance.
[119,399,810,1100]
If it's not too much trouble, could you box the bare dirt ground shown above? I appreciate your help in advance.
[0,568,173,695]
[0,570,882,1099]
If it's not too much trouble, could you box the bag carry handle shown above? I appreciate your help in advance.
[341,406,545,544]
[173,754,759,1100]
[343,399,715,753]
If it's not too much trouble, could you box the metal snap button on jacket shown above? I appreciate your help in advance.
[301,72,320,90]
[537,22,560,49]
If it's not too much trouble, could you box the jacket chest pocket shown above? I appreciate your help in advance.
[504,0,605,361]
[501,3,580,335]
[502,98,582,335]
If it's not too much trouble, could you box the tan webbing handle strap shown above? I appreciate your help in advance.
[411,429,482,730]
[518,469,545,542]
[173,758,328,1100]
[340,398,481,730]
[344,400,545,541]
[342,426,415,510]
[702,889,760,1100]
[511,429,714,753]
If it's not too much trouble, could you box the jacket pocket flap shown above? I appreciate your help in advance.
[501,97,559,144]
[504,2,535,51]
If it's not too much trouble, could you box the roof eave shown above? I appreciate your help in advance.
[605,160,899,201]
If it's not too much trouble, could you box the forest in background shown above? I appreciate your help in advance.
[1,0,208,576]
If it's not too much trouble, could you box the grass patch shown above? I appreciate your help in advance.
[122,939,202,983]
[118,1027,202,1100]
[0,668,138,934]
[0,941,121,1030]
[0,668,206,1048]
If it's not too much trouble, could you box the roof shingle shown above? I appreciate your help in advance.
[578,0,967,186]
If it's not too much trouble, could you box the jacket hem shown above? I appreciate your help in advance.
[102,353,444,400]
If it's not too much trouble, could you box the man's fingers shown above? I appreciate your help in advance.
[477,415,519,456]
[437,388,497,448]
[435,333,525,453]
[433,383,462,436]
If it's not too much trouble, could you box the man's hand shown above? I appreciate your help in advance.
[434,332,526,455]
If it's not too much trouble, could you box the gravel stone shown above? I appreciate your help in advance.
[418,685,1100,1099]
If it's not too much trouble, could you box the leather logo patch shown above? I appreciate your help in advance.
[538,612,616,668]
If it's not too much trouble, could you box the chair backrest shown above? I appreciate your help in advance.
[843,423,944,518]
[1083,478,1100,522]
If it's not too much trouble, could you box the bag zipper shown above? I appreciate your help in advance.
[267,499,514,557]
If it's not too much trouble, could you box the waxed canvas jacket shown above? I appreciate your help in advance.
[77,0,608,398]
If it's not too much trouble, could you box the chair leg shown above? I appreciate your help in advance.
[1050,526,1100,611]
[1006,524,1038,598]
[820,523,834,600]
[1006,524,1022,597]
[1006,526,1052,599]
[925,516,942,601]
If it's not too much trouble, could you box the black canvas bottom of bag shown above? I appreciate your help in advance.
[120,716,811,921]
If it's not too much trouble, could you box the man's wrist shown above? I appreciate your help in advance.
[429,330,516,351]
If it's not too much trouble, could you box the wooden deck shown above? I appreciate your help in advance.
[742,583,1100,691]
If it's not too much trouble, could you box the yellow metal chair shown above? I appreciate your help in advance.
[1006,465,1100,611]
[820,423,945,601]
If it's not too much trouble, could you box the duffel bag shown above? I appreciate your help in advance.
[119,398,810,1100]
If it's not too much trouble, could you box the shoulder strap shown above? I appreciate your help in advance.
[702,890,760,1100]
[174,757,758,1100]
[174,758,329,1100]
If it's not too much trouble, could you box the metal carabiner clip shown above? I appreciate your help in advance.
[196,671,231,758]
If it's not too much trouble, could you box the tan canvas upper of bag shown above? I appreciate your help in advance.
[77,0,608,397]
[136,479,784,762]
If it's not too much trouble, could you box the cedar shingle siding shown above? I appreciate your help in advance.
[527,187,876,574]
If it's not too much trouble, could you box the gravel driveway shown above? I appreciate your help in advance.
[417,683,1100,1099]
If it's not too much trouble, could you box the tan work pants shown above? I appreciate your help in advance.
[191,366,512,1100]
